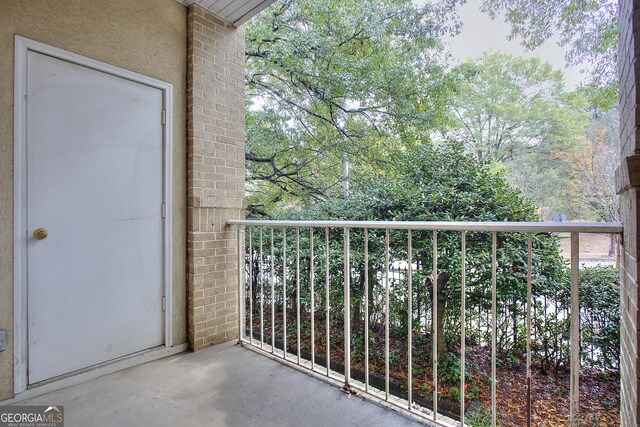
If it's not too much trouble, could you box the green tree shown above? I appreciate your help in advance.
[452,0,618,110]
[245,0,458,214]
[572,109,620,224]
[448,52,589,217]
[570,108,620,255]
[279,142,566,361]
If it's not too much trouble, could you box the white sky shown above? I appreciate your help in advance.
[422,1,587,89]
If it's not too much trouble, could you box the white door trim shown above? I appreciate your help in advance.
[13,36,174,394]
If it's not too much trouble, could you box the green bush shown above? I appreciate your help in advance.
[579,265,620,372]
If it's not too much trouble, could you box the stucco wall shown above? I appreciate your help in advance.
[0,0,188,399]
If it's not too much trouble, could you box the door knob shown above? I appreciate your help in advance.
[33,228,48,240]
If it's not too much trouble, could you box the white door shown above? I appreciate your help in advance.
[26,51,165,384]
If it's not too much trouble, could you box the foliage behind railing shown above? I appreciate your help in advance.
[233,220,622,426]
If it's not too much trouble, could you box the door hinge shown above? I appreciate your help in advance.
[161,109,166,125]
[162,203,166,218]
[162,296,166,312]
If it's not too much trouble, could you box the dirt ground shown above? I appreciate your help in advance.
[558,233,618,262]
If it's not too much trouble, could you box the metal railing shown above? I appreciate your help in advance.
[228,219,622,427]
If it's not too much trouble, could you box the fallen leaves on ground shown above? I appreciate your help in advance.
[252,309,619,426]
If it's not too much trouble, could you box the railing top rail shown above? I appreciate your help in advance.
[227,219,623,234]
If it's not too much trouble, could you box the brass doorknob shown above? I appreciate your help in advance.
[33,228,48,240]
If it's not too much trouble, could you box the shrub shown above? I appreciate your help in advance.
[580,265,620,372]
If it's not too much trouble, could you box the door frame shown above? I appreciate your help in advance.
[13,36,174,393]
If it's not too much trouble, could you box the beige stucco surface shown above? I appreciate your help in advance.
[0,0,188,399]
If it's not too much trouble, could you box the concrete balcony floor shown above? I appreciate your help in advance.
[15,341,426,426]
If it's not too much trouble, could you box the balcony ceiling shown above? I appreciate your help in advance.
[177,0,275,27]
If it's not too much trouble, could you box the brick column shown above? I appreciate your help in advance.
[187,5,245,350]
[618,1,640,425]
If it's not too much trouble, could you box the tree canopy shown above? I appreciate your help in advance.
[449,52,588,163]
[245,0,458,214]
[451,0,618,110]
[571,109,620,223]
[447,52,589,218]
